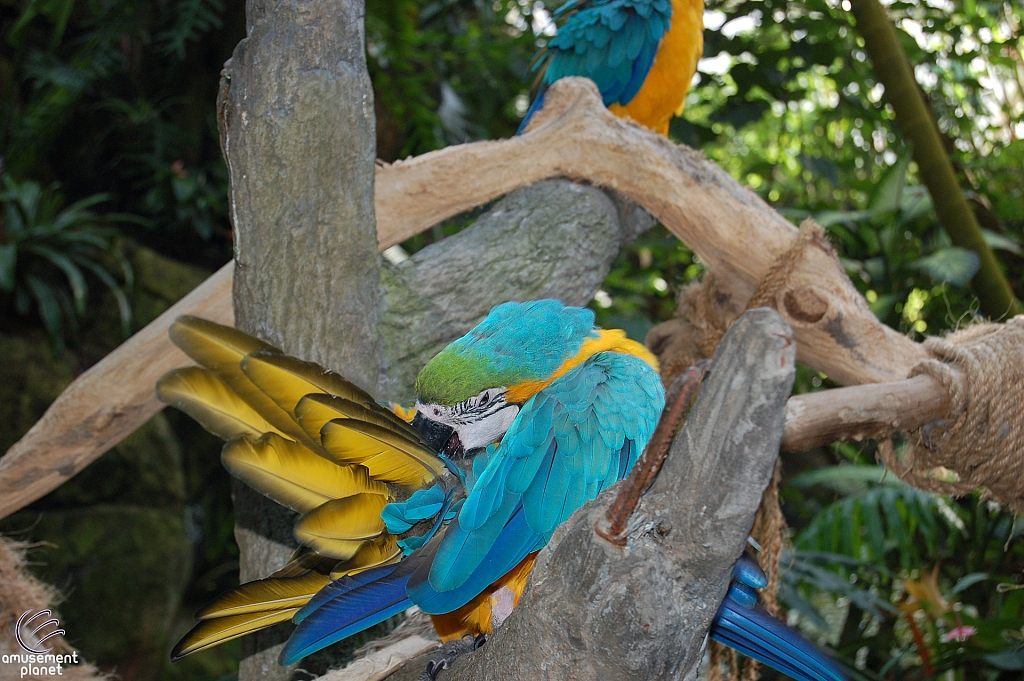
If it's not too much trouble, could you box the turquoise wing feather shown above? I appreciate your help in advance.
[541,0,673,107]
[418,351,664,602]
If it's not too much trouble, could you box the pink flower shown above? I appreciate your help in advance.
[940,625,977,643]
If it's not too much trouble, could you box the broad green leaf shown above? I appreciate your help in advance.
[9,0,76,47]
[869,153,913,215]
[789,465,894,492]
[982,230,1022,255]
[24,273,64,352]
[796,485,954,567]
[900,185,933,221]
[814,209,876,228]
[911,247,980,287]
[950,572,989,595]
[24,243,88,315]
[0,243,15,291]
[76,258,132,337]
[983,649,1024,671]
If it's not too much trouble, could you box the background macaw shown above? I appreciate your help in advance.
[520,0,705,134]
[161,300,845,681]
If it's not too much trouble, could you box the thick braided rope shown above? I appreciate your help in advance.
[746,218,829,310]
[878,316,1024,513]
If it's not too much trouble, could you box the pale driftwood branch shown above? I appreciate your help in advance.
[377,77,928,385]
[430,309,795,681]
[782,373,950,452]
[0,77,940,521]
[0,262,233,519]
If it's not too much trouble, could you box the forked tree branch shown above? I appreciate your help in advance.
[0,78,946,520]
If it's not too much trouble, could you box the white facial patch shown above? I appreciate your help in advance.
[415,388,520,451]
[457,403,519,450]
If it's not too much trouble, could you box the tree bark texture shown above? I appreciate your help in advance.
[848,0,1020,318]
[403,308,795,681]
[217,1,382,676]
[220,0,383,387]
[378,180,653,401]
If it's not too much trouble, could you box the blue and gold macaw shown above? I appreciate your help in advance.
[520,0,704,134]
[162,300,845,681]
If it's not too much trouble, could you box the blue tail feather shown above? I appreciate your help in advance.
[711,599,847,681]
[713,626,829,681]
[280,565,414,665]
[294,563,403,624]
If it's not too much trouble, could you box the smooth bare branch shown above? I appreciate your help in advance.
[0,78,940,520]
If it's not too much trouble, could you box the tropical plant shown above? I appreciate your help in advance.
[780,464,1024,680]
[795,155,1021,338]
[0,175,133,351]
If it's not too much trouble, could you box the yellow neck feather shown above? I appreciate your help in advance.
[505,329,659,404]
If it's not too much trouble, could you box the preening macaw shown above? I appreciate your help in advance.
[162,300,845,681]
[520,0,704,135]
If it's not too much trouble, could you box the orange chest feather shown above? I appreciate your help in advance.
[608,0,705,135]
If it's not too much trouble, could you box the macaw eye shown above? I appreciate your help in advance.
[479,391,489,407]
[432,407,440,416]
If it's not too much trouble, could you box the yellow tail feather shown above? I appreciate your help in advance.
[319,419,444,487]
[222,433,387,514]
[157,367,284,441]
[269,548,337,579]
[171,608,299,660]
[329,534,402,579]
[168,316,321,450]
[240,352,373,419]
[296,393,429,450]
[196,572,330,620]
[293,494,389,559]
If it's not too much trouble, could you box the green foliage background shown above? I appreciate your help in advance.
[0,0,1022,679]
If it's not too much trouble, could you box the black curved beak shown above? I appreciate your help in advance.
[412,412,464,459]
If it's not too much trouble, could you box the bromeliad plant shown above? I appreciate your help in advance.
[0,175,134,352]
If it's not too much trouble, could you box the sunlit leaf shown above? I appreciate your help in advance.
[911,247,980,287]
[899,185,933,221]
[950,572,989,596]
[814,209,876,228]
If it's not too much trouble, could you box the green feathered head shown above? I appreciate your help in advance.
[414,300,596,405]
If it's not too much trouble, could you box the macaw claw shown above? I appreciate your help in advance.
[419,634,486,681]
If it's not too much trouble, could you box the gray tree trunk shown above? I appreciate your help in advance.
[217,3,656,677]
[217,1,381,677]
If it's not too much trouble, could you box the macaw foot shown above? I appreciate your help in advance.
[418,634,486,681]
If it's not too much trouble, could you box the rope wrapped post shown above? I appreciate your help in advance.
[878,316,1024,512]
